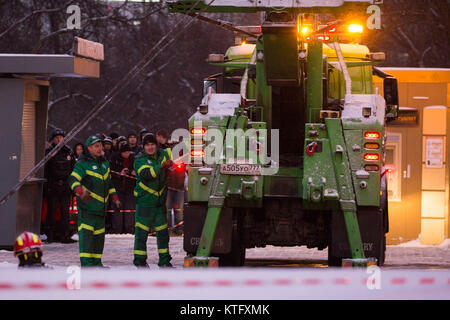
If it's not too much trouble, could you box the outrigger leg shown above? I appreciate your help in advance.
[185,165,230,267]
[327,119,376,267]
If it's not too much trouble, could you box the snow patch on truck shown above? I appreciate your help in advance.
[193,93,240,120]
[341,94,386,125]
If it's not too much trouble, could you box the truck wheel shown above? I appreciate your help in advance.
[327,242,342,267]
[329,206,387,267]
[218,222,246,267]
[379,234,386,266]
[379,173,388,265]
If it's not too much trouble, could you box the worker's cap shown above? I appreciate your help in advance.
[139,128,149,138]
[49,128,65,141]
[117,136,127,143]
[103,136,113,145]
[119,142,131,153]
[85,135,102,147]
[142,133,157,146]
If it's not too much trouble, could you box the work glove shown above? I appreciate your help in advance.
[111,195,121,209]
[162,160,174,169]
[74,186,92,203]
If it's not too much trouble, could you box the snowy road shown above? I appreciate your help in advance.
[0,235,449,299]
[2,235,450,269]
[0,267,448,300]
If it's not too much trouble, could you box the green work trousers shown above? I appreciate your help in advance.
[133,205,171,266]
[77,209,105,267]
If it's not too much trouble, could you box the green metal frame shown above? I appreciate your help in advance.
[326,119,365,260]
[177,0,387,266]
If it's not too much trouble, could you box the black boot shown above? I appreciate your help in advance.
[134,258,149,268]
[46,232,54,243]
[158,255,173,268]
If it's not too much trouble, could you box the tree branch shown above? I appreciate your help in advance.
[0,0,75,40]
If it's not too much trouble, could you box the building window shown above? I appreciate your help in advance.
[386,133,402,201]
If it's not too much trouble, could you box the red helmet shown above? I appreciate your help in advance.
[14,232,43,256]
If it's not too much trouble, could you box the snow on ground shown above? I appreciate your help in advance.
[394,236,450,249]
[2,235,450,269]
[1,235,449,299]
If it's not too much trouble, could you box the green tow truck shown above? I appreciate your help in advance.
[167,0,399,267]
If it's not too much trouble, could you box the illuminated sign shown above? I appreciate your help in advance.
[388,108,419,126]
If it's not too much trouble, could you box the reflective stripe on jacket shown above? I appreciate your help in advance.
[133,149,170,207]
[68,151,117,215]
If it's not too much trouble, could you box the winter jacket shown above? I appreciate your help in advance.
[130,145,143,155]
[68,151,117,216]
[133,149,171,208]
[104,148,113,161]
[44,144,74,195]
[110,152,136,194]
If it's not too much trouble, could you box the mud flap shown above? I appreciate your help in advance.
[183,203,232,254]
[330,207,385,265]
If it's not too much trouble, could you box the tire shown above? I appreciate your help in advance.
[218,221,246,267]
[379,234,386,266]
[327,243,342,267]
[379,173,388,266]
[328,207,387,267]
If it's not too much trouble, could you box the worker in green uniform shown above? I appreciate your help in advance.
[133,133,173,267]
[68,136,121,267]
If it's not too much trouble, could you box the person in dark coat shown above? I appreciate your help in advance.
[72,142,84,162]
[109,142,136,234]
[117,135,127,150]
[44,128,76,243]
[110,132,119,152]
[128,132,142,155]
[156,129,171,149]
[139,128,149,146]
[103,136,114,161]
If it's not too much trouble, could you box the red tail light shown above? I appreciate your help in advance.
[190,149,204,157]
[364,153,380,161]
[364,131,380,140]
[175,163,185,171]
[190,128,205,135]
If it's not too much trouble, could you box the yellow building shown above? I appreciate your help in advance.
[374,68,450,245]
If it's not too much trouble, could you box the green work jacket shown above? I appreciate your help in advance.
[68,152,117,216]
[134,148,171,208]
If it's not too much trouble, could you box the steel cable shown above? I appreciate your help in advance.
[0,0,215,206]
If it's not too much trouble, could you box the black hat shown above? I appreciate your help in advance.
[49,128,65,141]
[127,132,137,139]
[73,142,84,149]
[103,136,113,145]
[119,142,131,153]
[143,133,157,146]
[139,128,149,139]
[117,136,127,143]
[109,132,119,140]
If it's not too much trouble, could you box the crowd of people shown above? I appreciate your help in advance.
[42,128,186,245]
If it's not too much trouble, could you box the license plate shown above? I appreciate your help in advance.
[220,164,261,175]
